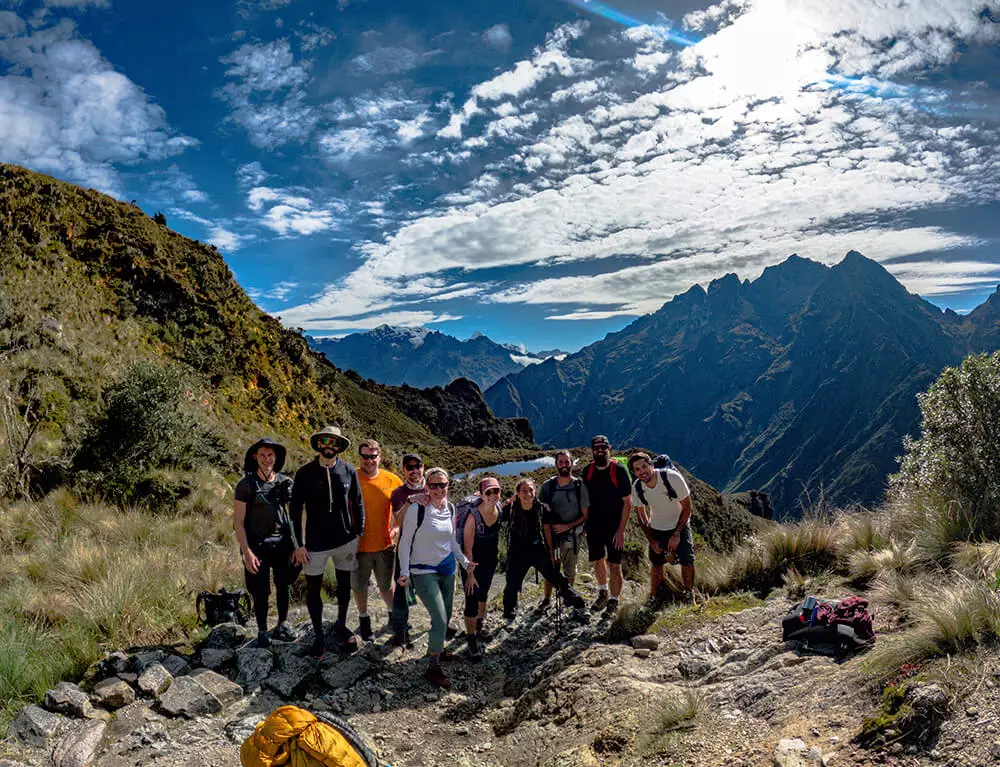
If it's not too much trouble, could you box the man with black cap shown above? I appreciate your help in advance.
[290,425,365,658]
[233,438,300,648]
[387,452,426,647]
[582,435,632,614]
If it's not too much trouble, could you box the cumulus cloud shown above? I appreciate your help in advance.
[0,14,195,194]
[482,23,512,51]
[169,208,254,252]
[246,185,344,236]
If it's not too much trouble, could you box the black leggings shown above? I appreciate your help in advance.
[244,555,300,632]
[461,555,498,618]
[306,570,352,638]
[503,544,570,614]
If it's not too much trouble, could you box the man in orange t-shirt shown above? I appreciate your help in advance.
[352,438,403,641]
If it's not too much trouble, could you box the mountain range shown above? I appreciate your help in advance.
[309,326,564,390]
[484,252,1000,515]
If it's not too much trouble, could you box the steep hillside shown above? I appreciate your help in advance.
[0,163,530,490]
[485,252,986,514]
[310,325,548,390]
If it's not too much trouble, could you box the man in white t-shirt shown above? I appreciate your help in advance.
[627,452,696,602]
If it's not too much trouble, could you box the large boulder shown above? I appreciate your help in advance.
[199,648,235,670]
[51,719,106,767]
[137,663,173,697]
[236,647,274,691]
[6,704,61,746]
[265,654,316,698]
[156,677,222,718]
[189,669,244,707]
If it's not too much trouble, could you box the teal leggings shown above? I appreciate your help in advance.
[411,571,455,654]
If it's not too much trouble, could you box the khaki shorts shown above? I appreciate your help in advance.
[555,535,579,581]
[302,539,358,577]
[351,547,395,593]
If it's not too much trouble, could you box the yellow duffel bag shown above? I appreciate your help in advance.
[241,705,383,767]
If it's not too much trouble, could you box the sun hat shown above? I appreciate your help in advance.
[479,476,501,493]
[310,425,351,453]
[244,438,287,473]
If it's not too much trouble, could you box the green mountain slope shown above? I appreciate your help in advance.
[0,163,530,493]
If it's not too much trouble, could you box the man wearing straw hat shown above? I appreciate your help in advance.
[290,425,365,658]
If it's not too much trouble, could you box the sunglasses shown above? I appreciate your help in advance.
[404,463,422,471]
[483,488,500,496]
[427,481,449,489]
[359,453,379,460]
[317,437,338,446]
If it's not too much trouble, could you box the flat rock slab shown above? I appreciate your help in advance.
[44,682,95,719]
[204,623,251,649]
[161,654,192,677]
[52,719,106,767]
[7,704,61,747]
[321,655,372,690]
[236,647,274,690]
[157,676,222,718]
[265,654,315,698]
[200,648,235,670]
[91,678,135,710]
[631,634,660,651]
[189,669,244,707]
[131,650,166,673]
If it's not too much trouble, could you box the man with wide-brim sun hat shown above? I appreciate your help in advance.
[290,425,365,658]
[233,437,300,648]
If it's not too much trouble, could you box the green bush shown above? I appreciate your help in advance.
[891,352,1000,544]
[75,362,224,506]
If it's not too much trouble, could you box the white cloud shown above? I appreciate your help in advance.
[0,15,195,194]
[249,280,298,302]
[42,0,110,8]
[350,46,423,75]
[246,185,343,236]
[236,161,268,188]
[279,309,462,333]
[483,23,512,51]
[319,127,385,160]
[297,22,335,52]
[168,208,254,252]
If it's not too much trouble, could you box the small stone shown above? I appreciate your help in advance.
[7,704,61,746]
[189,668,244,706]
[118,672,138,685]
[92,678,136,710]
[51,719,106,767]
[966,707,979,718]
[137,663,173,697]
[773,737,810,767]
[161,655,191,678]
[889,742,903,755]
[44,682,95,719]
[631,634,660,651]
[131,650,166,673]
[157,676,222,718]
[828,736,839,745]
[634,648,652,659]
[200,648,235,670]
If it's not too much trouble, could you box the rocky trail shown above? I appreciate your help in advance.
[3,574,996,767]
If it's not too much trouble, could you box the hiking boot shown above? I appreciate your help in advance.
[424,665,452,689]
[390,630,407,648]
[560,589,586,610]
[590,592,609,612]
[466,634,483,662]
[604,597,619,614]
[358,615,373,642]
[503,609,516,622]
[308,638,326,660]
[446,620,459,640]
[333,621,358,653]
[256,629,271,648]
[272,623,297,642]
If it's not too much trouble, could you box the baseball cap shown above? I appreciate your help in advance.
[402,453,423,467]
[591,434,611,448]
[479,476,501,493]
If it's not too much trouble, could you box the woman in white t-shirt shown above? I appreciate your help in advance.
[397,467,475,689]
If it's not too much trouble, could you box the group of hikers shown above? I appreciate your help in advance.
[232,427,696,689]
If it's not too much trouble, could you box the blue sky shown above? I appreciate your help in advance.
[1,0,999,352]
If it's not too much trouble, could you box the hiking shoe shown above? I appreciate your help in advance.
[333,621,358,652]
[359,615,373,642]
[590,592,609,612]
[503,610,516,622]
[445,621,459,640]
[256,630,271,648]
[604,597,619,614]
[476,620,491,642]
[439,649,459,663]
[272,623,297,642]
[424,666,452,689]
[683,590,698,606]
[561,589,586,610]
[308,639,326,660]
[536,598,551,612]
[466,634,483,662]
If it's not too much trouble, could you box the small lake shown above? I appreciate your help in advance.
[455,456,556,480]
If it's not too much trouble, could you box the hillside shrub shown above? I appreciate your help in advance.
[75,362,224,506]
[891,352,1000,546]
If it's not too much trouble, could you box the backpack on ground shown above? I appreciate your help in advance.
[197,588,253,627]
[454,495,486,545]
[241,705,384,767]
[781,596,874,657]
[633,469,678,506]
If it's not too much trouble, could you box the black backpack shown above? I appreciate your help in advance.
[196,588,252,626]
[633,469,678,506]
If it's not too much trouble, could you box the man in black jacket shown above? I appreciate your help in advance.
[291,425,365,658]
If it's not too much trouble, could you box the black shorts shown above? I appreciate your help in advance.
[648,524,695,567]
[587,523,624,565]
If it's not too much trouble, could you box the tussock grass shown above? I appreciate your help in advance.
[642,690,706,755]
[951,541,1000,582]
[863,575,1000,681]
[847,540,920,586]
[0,484,239,723]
